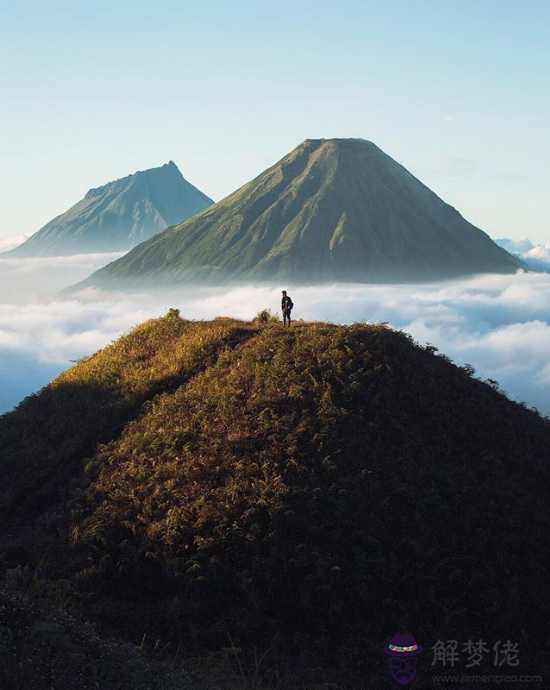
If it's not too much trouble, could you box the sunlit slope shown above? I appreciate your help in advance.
[0,315,256,515]
[75,138,522,288]
[0,313,548,675]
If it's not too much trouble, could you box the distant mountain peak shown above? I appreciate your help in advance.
[9,162,213,257]
[85,162,179,196]
[300,137,378,149]
[75,137,523,290]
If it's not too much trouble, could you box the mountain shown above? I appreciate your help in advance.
[1,312,549,685]
[73,138,523,290]
[7,162,213,257]
[0,587,190,690]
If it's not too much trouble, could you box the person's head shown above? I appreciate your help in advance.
[282,290,287,295]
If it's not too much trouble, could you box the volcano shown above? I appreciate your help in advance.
[8,161,213,257]
[72,138,522,289]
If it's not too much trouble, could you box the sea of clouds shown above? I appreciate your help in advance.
[1,240,550,415]
[495,237,550,273]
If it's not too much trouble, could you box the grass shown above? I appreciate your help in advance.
[1,312,549,686]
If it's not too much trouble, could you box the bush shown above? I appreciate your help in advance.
[253,309,280,324]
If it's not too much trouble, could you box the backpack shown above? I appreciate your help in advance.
[286,296,294,310]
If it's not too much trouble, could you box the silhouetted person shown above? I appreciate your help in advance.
[281,290,294,327]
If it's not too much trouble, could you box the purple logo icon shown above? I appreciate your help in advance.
[383,632,423,685]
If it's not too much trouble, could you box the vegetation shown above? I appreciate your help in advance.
[0,588,289,689]
[76,138,522,291]
[253,309,280,324]
[1,314,549,686]
[0,311,257,517]
[0,587,188,690]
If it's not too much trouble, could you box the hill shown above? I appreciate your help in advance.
[0,313,549,686]
[7,162,213,257]
[73,138,523,290]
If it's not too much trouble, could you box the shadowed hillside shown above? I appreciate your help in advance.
[0,315,256,516]
[72,138,523,290]
[1,313,549,687]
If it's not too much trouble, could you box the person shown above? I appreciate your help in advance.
[281,290,294,327]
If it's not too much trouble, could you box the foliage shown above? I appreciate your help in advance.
[0,587,193,690]
[0,313,257,518]
[0,317,549,685]
[253,309,280,324]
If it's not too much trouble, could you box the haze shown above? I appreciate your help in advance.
[1,1,549,244]
[1,255,550,417]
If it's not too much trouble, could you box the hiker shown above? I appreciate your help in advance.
[281,290,294,327]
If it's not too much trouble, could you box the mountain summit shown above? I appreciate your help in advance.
[9,161,213,256]
[0,314,548,683]
[75,138,522,289]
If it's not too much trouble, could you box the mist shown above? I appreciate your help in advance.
[0,251,126,303]
[1,249,549,416]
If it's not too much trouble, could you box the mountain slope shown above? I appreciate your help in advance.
[8,162,213,256]
[75,138,522,289]
[0,313,548,683]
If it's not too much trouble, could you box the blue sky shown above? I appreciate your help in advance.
[1,0,549,242]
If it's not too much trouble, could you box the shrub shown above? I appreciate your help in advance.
[253,309,280,324]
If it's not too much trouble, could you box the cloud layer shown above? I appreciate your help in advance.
[0,251,126,303]
[1,258,550,416]
[496,237,550,272]
[0,234,30,252]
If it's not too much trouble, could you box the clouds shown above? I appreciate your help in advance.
[0,234,30,252]
[0,251,126,303]
[1,262,550,416]
[495,238,550,272]
[525,241,550,268]
[0,295,159,412]
[495,237,534,254]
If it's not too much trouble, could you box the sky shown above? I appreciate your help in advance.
[0,0,549,243]
[0,1,549,416]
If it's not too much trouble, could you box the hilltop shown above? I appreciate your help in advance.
[7,161,213,256]
[73,138,523,290]
[0,313,549,686]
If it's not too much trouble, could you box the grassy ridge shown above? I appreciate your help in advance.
[1,315,549,685]
[0,314,257,517]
